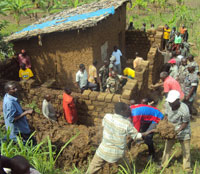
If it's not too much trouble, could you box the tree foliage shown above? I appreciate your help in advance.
[2,0,33,25]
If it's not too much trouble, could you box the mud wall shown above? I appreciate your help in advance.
[17,60,149,126]
[0,58,19,81]
[125,30,151,60]
[92,3,126,69]
[12,4,127,90]
[147,26,164,85]
[19,79,138,126]
[12,29,94,90]
[125,27,163,85]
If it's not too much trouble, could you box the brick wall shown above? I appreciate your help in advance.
[147,26,164,85]
[16,61,149,126]
[18,80,137,126]
[125,26,163,86]
[125,30,153,60]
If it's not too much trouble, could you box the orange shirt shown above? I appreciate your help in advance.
[180,27,186,35]
[63,93,77,124]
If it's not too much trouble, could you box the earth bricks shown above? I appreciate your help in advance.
[105,93,114,102]
[121,90,132,100]
[112,94,121,103]
[92,101,105,106]
[107,103,115,108]
[121,98,131,104]
[97,92,107,102]
[84,100,92,105]
[123,79,137,91]
[82,90,91,100]
[87,105,95,111]
[89,91,99,100]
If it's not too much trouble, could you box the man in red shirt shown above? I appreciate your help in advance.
[63,88,77,124]
[160,71,184,99]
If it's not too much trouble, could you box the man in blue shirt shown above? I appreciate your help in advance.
[3,81,33,142]
[130,99,164,160]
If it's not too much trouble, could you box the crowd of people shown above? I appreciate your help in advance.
[1,23,198,173]
[75,46,139,94]
[151,24,199,118]
[87,90,192,173]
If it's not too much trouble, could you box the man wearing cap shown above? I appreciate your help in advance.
[161,90,191,173]
[160,71,184,99]
[183,65,199,115]
[112,46,122,74]
[168,59,178,79]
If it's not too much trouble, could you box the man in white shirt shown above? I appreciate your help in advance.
[42,94,57,121]
[76,64,97,93]
[86,102,153,174]
[112,46,122,74]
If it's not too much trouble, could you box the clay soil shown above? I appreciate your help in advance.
[156,120,176,139]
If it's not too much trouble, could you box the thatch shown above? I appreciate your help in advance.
[5,0,128,42]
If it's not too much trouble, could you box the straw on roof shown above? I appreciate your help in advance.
[5,0,128,42]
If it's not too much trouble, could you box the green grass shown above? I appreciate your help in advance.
[0,126,80,174]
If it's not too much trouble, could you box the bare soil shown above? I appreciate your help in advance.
[156,120,176,139]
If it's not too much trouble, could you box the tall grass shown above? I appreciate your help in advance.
[1,131,80,174]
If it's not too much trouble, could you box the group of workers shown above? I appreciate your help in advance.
[76,47,144,95]
[152,24,199,117]
[1,23,198,174]
[86,89,192,173]
[75,46,128,94]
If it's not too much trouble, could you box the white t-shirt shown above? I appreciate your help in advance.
[112,49,122,65]
[76,70,88,88]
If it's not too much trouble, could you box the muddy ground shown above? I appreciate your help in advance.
[1,100,200,174]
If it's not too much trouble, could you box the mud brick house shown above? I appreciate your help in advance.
[5,0,129,88]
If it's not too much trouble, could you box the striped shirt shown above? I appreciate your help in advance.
[96,113,142,163]
[131,104,164,131]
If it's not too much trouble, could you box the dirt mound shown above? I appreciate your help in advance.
[26,113,103,170]
[156,120,176,139]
